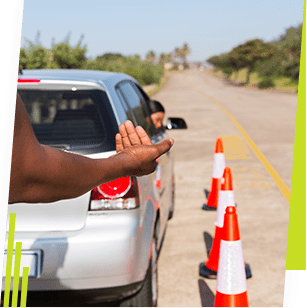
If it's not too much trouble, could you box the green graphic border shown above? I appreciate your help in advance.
[0,0,307,306]
[286,0,306,270]
[3,213,16,306]
[3,214,29,307]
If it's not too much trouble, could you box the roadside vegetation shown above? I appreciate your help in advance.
[206,24,302,93]
[19,32,191,87]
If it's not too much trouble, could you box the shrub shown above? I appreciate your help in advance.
[138,62,164,85]
[84,56,164,86]
[171,63,179,70]
[258,78,276,89]
[282,60,300,82]
[19,46,49,69]
[255,57,283,78]
[221,67,234,79]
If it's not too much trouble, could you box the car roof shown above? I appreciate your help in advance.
[18,69,137,88]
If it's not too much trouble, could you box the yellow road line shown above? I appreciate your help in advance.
[186,79,291,203]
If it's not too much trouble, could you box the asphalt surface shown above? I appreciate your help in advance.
[4,70,296,307]
[152,69,297,307]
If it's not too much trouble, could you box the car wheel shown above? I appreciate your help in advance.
[119,234,158,307]
[168,179,175,220]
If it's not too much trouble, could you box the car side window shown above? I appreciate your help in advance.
[132,83,164,134]
[133,83,151,104]
[117,81,154,136]
[115,87,137,126]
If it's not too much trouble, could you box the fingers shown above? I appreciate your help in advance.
[118,121,153,149]
[136,126,152,145]
[118,122,134,148]
[124,121,143,145]
[154,138,174,159]
[117,121,173,165]
[115,133,124,152]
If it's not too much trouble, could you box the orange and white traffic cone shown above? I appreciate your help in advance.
[214,206,249,307]
[200,168,251,279]
[202,137,225,211]
[199,167,235,278]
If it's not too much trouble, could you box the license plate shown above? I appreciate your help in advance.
[2,250,42,278]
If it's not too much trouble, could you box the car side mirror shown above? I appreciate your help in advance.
[166,117,188,130]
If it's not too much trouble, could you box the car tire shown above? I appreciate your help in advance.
[119,234,158,307]
[168,179,175,220]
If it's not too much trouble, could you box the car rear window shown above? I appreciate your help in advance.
[18,89,118,154]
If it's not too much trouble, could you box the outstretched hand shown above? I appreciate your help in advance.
[114,121,174,176]
[9,97,173,204]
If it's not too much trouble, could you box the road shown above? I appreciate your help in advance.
[152,69,297,307]
[10,69,296,308]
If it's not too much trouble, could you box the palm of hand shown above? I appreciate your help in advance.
[114,121,173,177]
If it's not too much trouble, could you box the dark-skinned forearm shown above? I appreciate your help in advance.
[9,94,172,204]
[9,95,129,204]
[9,144,128,204]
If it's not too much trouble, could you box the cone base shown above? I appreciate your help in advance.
[214,291,249,307]
[202,203,217,211]
[199,262,217,279]
[199,262,252,280]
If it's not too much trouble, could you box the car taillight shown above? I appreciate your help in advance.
[97,176,131,199]
[18,79,41,83]
[89,177,140,211]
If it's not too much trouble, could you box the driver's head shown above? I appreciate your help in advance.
[149,100,165,129]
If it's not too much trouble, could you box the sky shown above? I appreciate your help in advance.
[20,0,304,63]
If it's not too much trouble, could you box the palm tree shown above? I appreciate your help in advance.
[166,52,173,63]
[146,50,156,63]
[173,47,181,62]
[159,53,167,65]
[178,43,190,68]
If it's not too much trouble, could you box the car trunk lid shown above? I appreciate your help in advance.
[7,151,115,232]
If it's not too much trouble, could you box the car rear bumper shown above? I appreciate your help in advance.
[1,281,144,306]
[2,208,154,293]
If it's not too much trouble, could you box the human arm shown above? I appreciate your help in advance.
[8,94,173,204]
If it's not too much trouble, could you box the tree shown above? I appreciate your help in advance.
[255,56,283,79]
[159,53,167,66]
[19,45,48,70]
[19,31,49,69]
[51,32,87,69]
[274,24,302,82]
[171,43,190,69]
[166,52,173,63]
[26,46,49,69]
[207,24,302,85]
[146,50,156,63]
[179,43,190,67]
[207,53,243,79]
[275,24,302,58]
[19,48,28,70]
[97,53,123,61]
[207,55,219,67]
[228,39,277,84]
[173,47,181,63]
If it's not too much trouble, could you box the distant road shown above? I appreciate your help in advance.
[152,69,296,307]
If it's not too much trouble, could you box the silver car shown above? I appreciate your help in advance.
[2,69,186,306]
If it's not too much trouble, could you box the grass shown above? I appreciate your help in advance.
[207,68,298,94]
[145,71,171,97]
